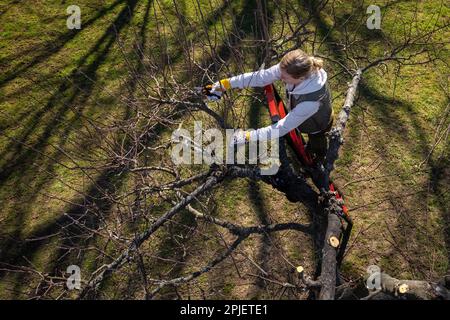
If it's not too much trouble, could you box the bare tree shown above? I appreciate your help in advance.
[0,0,448,300]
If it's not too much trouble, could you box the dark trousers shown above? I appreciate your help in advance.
[306,117,334,163]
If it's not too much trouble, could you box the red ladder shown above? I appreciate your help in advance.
[264,84,349,217]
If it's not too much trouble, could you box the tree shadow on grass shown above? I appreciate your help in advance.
[0,0,23,18]
[358,82,450,278]
[0,0,139,188]
[0,0,140,298]
[0,0,129,89]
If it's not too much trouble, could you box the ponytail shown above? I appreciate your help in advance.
[310,56,323,69]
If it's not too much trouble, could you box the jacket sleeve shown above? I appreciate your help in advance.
[249,101,320,142]
[229,63,281,89]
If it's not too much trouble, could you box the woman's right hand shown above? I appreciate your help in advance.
[207,79,231,101]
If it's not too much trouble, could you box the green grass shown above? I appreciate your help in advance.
[0,0,448,299]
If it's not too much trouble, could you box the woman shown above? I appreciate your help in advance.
[209,49,333,164]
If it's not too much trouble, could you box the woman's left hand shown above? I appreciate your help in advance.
[230,129,251,146]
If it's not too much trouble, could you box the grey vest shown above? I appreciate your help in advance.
[287,84,332,134]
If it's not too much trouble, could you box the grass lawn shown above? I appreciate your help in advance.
[0,0,448,299]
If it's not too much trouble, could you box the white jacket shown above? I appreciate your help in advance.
[229,63,328,140]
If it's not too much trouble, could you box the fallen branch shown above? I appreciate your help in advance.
[366,270,450,300]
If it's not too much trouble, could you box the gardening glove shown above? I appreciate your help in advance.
[206,78,232,101]
[230,129,252,146]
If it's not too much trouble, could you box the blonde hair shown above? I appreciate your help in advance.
[280,49,323,79]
